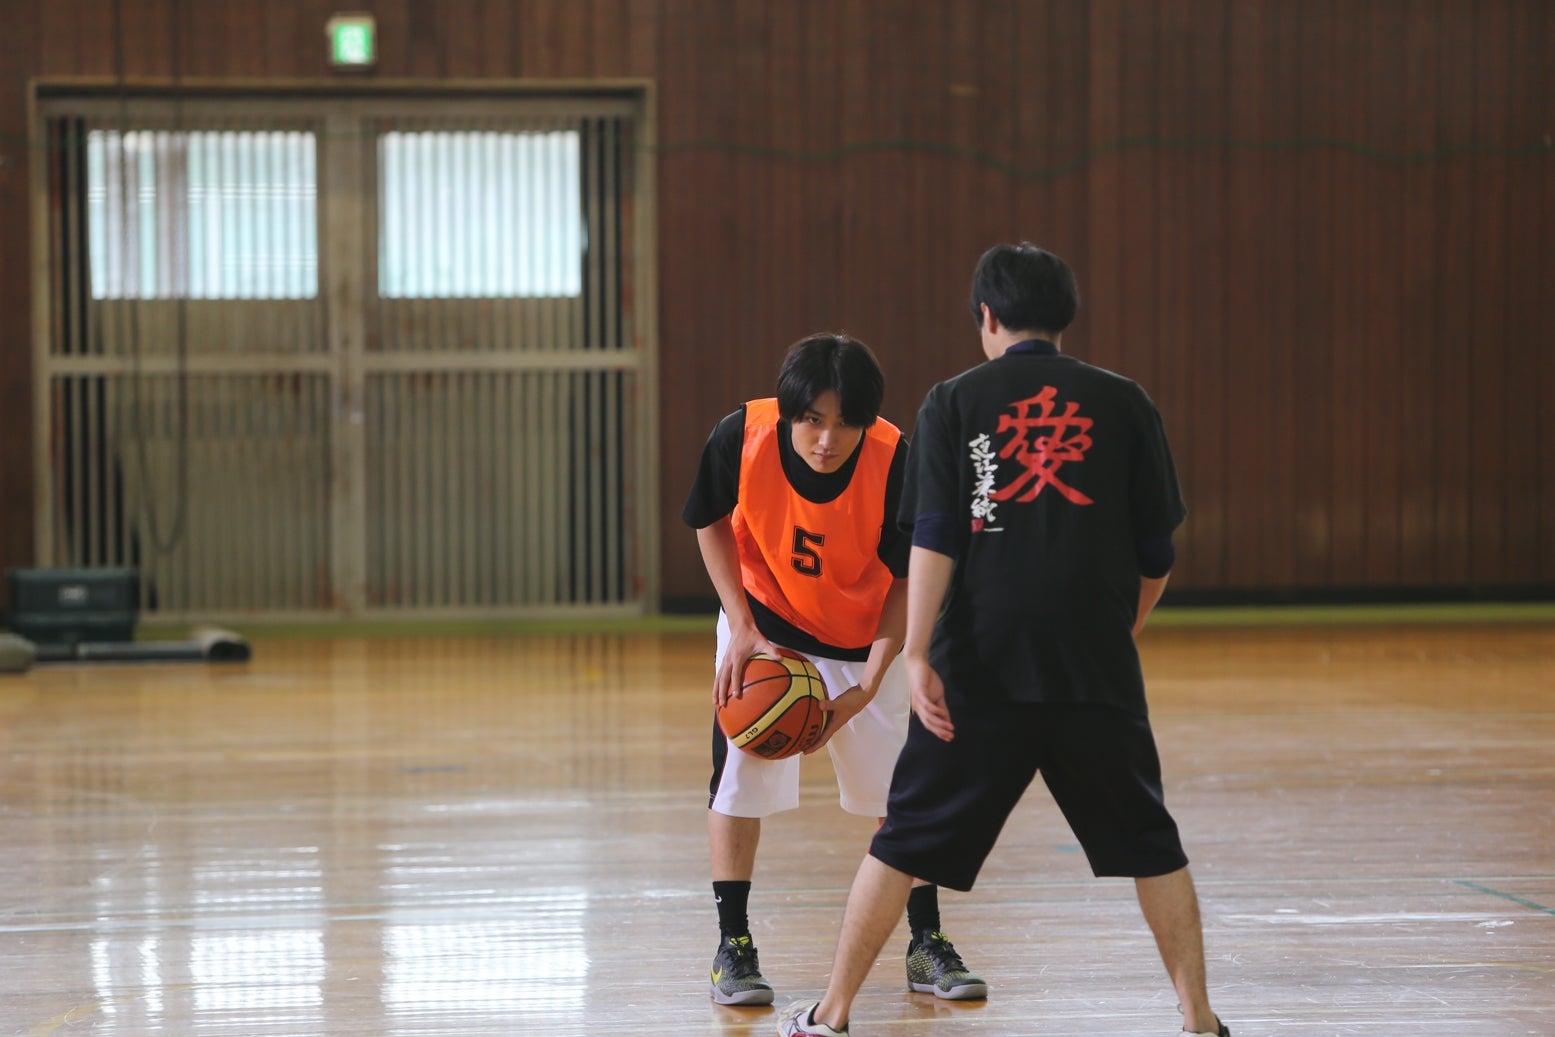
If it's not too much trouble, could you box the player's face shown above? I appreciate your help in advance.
[790,390,864,474]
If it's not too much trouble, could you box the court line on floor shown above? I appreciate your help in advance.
[1453,880,1555,917]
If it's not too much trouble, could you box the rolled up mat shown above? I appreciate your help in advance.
[190,626,252,663]
[31,627,252,665]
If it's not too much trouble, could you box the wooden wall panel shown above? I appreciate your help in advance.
[1326,1,1369,586]
[1263,0,1301,589]
[764,0,803,393]
[261,3,305,78]
[0,0,40,593]
[216,0,262,78]
[1179,1,1230,589]
[549,0,594,79]
[1045,0,1090,282]
[588,0,631,78]
[473,0,516,79]
[406,0,447,78]
[798,0,842,346]
[1152,0,1194,576]
[902,0,947,394]
[1540,4,1555,581]
[1116,0,1157,396]
[1361,0,1406,586]
[1225,0,1271,589]
[116,0,172,77]
[37,0,83,77]
[995,0,1033,273]
[654,0,715,562]
[1083,0,1122,381]
[1398,0,1441,585]
[373,0,412,78]
[1468,0,1512,584]
[1433,1,1479,585]
[623,0,660,79]
[1,0,1551,611]
[1289,1,1334,586]
[845,0,911,395]
[443,0,484,82]
[731,0,776,420]
[1502,1,1545,586]
[833,0,877,371]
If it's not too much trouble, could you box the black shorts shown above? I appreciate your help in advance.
[870,703,1188,891]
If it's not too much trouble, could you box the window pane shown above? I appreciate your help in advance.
[87,130,318,300]
[378,130,583,298]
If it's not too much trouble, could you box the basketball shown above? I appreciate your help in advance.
[718,650,829,760]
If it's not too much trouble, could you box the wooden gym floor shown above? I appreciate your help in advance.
[0,612,1551,1036]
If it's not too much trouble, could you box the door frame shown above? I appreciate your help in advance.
[28,78,660,621]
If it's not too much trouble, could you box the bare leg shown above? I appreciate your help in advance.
[811,853,915,1031]
[1136,866,1219,1034]
[710,811,761,880]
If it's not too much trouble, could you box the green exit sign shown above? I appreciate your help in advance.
[327,13,376,68]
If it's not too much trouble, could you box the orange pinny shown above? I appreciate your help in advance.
[731,398,900,652]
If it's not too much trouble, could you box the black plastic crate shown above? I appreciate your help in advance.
[6,568,139,646]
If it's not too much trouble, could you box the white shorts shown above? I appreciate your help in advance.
[708,611,911,819]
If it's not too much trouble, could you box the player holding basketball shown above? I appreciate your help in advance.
[684,333,987,1007]
[777,245,1231,1037]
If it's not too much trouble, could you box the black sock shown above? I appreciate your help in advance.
[810,1004,847,1034]
[713,879,752,938]
[906,884,941,940]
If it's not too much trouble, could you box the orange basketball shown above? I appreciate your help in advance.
[718,650,829,760]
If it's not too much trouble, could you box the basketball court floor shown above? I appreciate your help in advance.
[1,611,1551,1035]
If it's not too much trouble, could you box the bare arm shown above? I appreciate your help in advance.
[1134,573,1169,636]
[904,546,957,741]
[861,575,908,694]
[696,518,779,706]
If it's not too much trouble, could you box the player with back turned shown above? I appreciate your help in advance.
[683,332,988,1008]
[778,245,1231,1037]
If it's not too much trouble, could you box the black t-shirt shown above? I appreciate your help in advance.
[683,405,911,661]
[900,343,1186,712]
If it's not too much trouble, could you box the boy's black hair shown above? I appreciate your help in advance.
[775,333,884,429]
[968,243,1080,335]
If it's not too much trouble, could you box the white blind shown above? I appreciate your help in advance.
[87,130,318,300]
[377,130,583,299]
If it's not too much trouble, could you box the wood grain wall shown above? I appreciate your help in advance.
[1,0,1550,609]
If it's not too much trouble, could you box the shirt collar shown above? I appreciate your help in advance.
[1002,338,1059,357]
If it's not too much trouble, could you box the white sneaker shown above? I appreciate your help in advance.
[777,999,848,1036]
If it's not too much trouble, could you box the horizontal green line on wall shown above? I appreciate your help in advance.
[1146,601,1555,627]
[135,614,718,642]
[146,598,1550,642]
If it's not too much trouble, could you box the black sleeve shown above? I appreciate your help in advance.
[1129,388,1188,537]
[1135,533,1176,578]
[877,437,911,577]
[681,406,747,529]
[899,384,960,528]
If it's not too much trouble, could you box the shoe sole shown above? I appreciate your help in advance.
[910,979,989,1000]
[710,983,775,1006]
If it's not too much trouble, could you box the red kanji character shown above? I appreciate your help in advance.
[989,387,1094,505]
